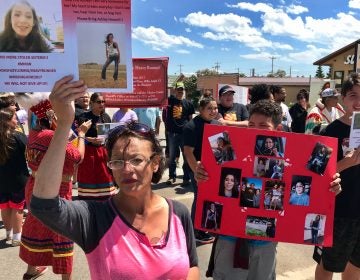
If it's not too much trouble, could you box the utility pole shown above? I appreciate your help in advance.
[178,64,183,74]
[269,56,277,74]
[249,68,255,77]
[289,66,292,77]
[214,62,220,74]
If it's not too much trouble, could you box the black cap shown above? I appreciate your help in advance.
[219,85,235,96]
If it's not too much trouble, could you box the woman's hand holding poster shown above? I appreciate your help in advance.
[195,124,338,246]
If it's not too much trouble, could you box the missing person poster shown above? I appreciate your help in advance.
[195,124,338,246]
[0,0,132,93]
[103,58,169,107]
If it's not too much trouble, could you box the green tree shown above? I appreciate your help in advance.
[183,75,201,109]
[315,65,325,78]
[326,66,332,79]
[196,68,218,77]
[267,69,286,77]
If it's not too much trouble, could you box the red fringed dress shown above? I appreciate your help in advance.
[19,129,80,274]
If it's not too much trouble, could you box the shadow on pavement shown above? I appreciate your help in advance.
[0,239,12,249]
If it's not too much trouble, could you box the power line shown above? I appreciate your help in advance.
[178,64,183,74]
[269,56,277,74]
[214,62,221,74]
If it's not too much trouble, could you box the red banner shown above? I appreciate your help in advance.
[195,125,338,246]
[103,57,168,107]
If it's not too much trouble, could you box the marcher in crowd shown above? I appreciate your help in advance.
[217,85,249,127]
[77,93,116,200]
[133,107,161,135]
[29,76,200,280]
[289,89,309,133]
[16,92,90,280]
[198,100,342,280]
[183,97,219,244]
[166,81,194,185]
[313,73,360,280]
[305,87,345,134]
[0,109,28,246]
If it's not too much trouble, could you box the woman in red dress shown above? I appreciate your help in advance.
[17,93,90,280]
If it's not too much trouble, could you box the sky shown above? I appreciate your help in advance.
[131,0,360,77]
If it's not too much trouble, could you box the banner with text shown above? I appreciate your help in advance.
[0,0,132,93]
[103,57,168,107]
[195,124,338,246]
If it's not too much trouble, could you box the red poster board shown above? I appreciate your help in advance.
[195,124,338,246]
[103,57,168,107]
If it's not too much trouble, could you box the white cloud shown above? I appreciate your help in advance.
[221,47,230,51]
[240,51,274,60]
[185,28,192,33]
[153,8,162,13]
[182,12,278,50]
[132,26,204,51]
[349,0,360,9]
[175,49,191,54]
[174,16,178,22]
[284,45,330,64]
[181,11,293,51]
[286,4,308,15]
[226,2,274,13]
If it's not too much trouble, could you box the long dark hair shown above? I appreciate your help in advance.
[0,1,51,52]
[104,33,114,46]
[0,109,16,164]
[219,171,240,198]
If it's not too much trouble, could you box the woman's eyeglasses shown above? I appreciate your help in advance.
[95,100,105,104]
[107,154,154,170]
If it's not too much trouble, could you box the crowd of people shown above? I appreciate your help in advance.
[1,72,358,280]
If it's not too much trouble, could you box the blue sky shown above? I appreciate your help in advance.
[131,0,360,77]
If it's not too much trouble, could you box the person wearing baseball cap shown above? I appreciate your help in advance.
[217,85,249,127]
[305,88,345,134]
[165,81,195,185]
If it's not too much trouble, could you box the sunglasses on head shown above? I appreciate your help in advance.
[108,122,153,139]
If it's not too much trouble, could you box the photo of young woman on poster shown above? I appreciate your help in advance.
[0,1,57,52]
[304,214,326,245]
[218,167,241,198]
[254,135,286,158]
[202,201,222,231]
[306,143,332,175]
[101,33,120,81]
[208,132,236,164]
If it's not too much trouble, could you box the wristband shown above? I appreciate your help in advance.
[78,136,86,140]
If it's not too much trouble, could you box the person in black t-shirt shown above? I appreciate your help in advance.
[314,73,360,279]
[0,109,28,245]
[166,82,195,185]
[217,85,249,127]
[183,97,219,244]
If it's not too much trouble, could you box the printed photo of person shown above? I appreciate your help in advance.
[76,22,128,89]
[254,157,268,177]
[218,167,241,198]
[264,180,285,210]
[306,143,332,175]
[269,159,284,179]
[208,131,236,164]
[246,216,276,238]
[239,177,263,208]
[201,201,223,231]
[254,135,286,158]
[304,213,326,245]
[0,0,64,52]
[289,175,312,206]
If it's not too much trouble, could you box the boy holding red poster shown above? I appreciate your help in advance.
[314,73,360,279]
[196,100,342,280]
